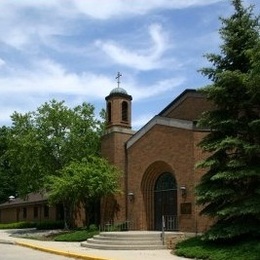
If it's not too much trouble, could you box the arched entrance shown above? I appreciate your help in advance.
[141,161,178,231]
[154,172,177,230]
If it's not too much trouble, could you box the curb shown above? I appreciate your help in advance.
[0,239,16,245]
[0,239,110,260]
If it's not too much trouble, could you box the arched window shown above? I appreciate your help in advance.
[107,102,112,123]
[155,172,177,192]
[122,101,128,121]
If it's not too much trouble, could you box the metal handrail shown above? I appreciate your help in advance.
[164,215,178,230]
[99,220,133,232]
[161,215,178,245]
[161,215,166,245]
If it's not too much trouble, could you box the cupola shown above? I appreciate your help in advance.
[105,72,132,129]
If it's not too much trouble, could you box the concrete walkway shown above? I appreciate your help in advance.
[0,229,187,260]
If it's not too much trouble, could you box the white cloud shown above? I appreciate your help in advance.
[72,0,224,20]
[96,23,176,70]
[0,57,185,125]
[0,0,225,49]
[0,58,5,67]
[0,59,184,100]
[0,0,221,23]
[0,0,228,126]
[0,1,72,50]
[132,78,186,100]
[0,59,114,98]
[0,59,112,125]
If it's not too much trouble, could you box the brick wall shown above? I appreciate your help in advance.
[125,125,213,232]
[127,125,198,231]
[0,204,58,224]
[101,130,134,225]
[166,96,213,121]
[193,130,214,232]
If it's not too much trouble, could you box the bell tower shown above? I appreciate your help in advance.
[105,72,132,130]
[101,72,135,225]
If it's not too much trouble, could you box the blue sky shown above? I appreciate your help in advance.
[0,0,259,130]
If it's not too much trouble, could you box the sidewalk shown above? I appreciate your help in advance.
[0,229,187,260]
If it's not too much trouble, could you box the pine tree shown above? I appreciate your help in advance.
[196,0,260,241]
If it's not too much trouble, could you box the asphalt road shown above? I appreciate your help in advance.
[0,243,73,260]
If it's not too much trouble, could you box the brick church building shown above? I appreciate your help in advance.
[100,86,213,233]
[0,83,214,234]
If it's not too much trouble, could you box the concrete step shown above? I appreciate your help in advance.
[98,231,162,238]
[81,231,167,250]
[95,232,161,239]
[87,237,163,245]
[81,241,166,250]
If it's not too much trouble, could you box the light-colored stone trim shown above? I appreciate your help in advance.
[126,116,194,149]
[104,126,136,136]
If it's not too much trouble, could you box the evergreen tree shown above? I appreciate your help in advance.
[196,0,260,241]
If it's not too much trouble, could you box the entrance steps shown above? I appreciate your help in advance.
[81,231,167,250]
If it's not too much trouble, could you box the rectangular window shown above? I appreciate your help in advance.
[23,208,27,218]
[33,206,38,218]
[44,205,49,218]
[16,209,20,221]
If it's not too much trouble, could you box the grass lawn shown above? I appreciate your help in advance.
[175,236,260,260]
[53,229,99,242]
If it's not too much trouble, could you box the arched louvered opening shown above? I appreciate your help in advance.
[107,102,112,123]
[121,101,128,122]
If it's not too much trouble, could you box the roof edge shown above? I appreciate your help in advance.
[126,116,194,149]
[158,89,199,116]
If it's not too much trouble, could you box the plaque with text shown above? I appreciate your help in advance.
[180,203,192,214]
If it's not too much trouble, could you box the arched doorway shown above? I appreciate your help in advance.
[154,172,177,230]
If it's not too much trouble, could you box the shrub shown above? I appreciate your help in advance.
[54,229,99,242]
[35,220,64,230]
[175,236,260,260]
[0,222,36,229]
[88,224,98,232]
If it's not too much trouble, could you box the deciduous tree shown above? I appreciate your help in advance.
[46,156,120,228]
[0,126,17,203]
[8,100,103,196]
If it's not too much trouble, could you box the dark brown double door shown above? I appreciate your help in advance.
[154,172,177,231]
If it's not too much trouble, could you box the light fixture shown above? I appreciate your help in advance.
[180,186,187,197]
[128,192,135,201]
[8,195,15,201]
